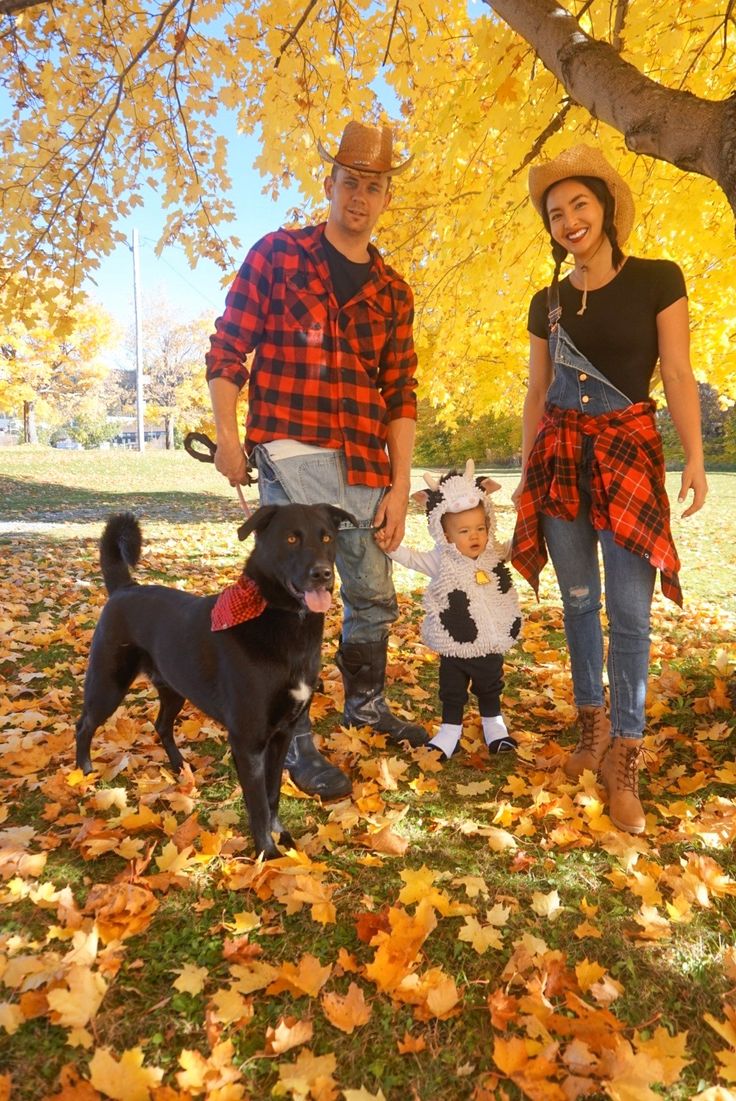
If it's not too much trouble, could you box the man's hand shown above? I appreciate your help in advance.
[208,378,250,485]
[373,486,409,553]
[214,439,249,486]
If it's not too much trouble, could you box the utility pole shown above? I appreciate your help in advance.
[132,228,145,452]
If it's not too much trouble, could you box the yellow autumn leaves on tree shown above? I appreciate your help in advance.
[2,0,735,417]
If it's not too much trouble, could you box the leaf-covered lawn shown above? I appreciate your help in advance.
[1,449,735,1101]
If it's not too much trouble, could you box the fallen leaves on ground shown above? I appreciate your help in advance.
[1,510,735,1100]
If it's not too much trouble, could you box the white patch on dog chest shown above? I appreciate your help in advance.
[290,680,311,703]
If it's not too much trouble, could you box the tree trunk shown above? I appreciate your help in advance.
[165,414,175,450]
[23,400,37,444]
[0,0,45,13]
[486,0,736,221]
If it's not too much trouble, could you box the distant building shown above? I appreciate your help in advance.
[0,414,20,446]
[106,417,166,449]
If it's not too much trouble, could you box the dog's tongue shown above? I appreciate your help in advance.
[305,589,332,613]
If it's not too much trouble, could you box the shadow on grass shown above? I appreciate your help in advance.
[0,475,253,524]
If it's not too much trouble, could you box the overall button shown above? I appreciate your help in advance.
[579,373,588,381]
[581,395,590,404]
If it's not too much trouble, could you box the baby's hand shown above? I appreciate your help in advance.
[374,527,390,549]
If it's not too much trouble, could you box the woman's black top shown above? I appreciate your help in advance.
[527,256,687,403]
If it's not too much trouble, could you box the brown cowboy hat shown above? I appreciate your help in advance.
[317,120,413,176]
[528,144,635,244]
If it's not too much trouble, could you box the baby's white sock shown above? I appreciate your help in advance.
[482,714,510,747]
[428,723,463,758]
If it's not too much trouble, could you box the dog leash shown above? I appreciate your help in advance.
[183,431,257,518]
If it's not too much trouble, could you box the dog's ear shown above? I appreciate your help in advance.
[325,505,357,530]
[237,505,280,542]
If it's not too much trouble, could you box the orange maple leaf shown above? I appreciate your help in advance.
[365,899,437,993]
[83,881,159,943]
[397,1030,427,1054]
[267,953,333,998]
[273,1048,337,1101]
[321,981,372,1033]
[264,1015,314,1054]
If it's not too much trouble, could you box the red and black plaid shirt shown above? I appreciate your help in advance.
[205,223,417,487]
[511,401,682,606]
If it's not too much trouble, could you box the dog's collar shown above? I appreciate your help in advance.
[211,575,267,631]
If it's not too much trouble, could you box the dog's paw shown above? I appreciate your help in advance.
[258,843,282,861]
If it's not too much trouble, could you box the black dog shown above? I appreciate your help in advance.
[75,503,355,859]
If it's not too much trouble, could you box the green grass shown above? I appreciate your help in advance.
[0,447,735,1100]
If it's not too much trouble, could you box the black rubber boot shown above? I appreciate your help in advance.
[336,639,428,747]
[283,710,352,800]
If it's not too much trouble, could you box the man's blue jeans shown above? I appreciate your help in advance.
[252,445,398,644]
[542,486,656,738]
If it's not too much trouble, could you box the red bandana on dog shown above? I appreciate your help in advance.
[211,575,267,631]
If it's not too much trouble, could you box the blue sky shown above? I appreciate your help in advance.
[84,129,298,361]
[0,77,297,359]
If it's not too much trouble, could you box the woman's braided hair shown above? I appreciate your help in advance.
[541,175,625,292]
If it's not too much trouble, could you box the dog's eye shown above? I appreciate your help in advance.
[287,534,298,545]
[321,533,332,543]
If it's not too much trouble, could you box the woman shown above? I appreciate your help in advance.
[512,144,707,835]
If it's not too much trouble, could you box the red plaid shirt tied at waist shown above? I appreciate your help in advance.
[511,401,682,606]
[205,223,418,487]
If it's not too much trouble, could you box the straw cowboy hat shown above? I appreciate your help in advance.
[528,144,635,244]
[317,121,413,176]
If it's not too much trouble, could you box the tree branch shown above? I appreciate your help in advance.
[331,0,342,54]
[717,0,735,63]
[275,0,320,69]
[509,100,573,179]
[383,0,401,66]
[486,0,736,219]
[611,0,628,52]
[0,0,49,14]
[3,0,184,288]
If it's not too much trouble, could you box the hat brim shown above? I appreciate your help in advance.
[528,145,635,244]
[317,138,413,176]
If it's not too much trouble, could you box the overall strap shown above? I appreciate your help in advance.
[546,281,562,333]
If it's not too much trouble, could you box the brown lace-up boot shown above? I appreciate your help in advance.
[563,706,611,780]
[599,737,646,834]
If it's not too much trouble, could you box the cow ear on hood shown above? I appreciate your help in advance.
[478,477,502,495]
[412,490,429,507]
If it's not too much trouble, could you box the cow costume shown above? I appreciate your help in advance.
[389,460,522,758]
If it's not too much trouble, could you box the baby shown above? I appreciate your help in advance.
[389,460,522,759]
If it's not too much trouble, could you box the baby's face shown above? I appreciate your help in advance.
[443,505,488,560]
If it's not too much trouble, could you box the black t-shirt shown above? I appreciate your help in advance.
[527,257,687,403]
[323,235,372,306]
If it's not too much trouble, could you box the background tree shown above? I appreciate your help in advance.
[2,0,734,420]
[114,295,212,447]
[658,382,736,469]
[414,399,522,468]
[0,288,119,442]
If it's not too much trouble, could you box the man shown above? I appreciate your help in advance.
[206,120,427,801]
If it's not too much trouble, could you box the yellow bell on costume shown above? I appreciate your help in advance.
[475,569,491,585]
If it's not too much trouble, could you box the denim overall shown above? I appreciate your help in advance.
[252,444,398,644]
[541,320,656,739]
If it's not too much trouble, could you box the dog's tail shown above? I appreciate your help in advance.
[100,513,142,594]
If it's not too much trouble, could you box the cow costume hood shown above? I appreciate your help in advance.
[422,462,499,549]
[409,459,522,658]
